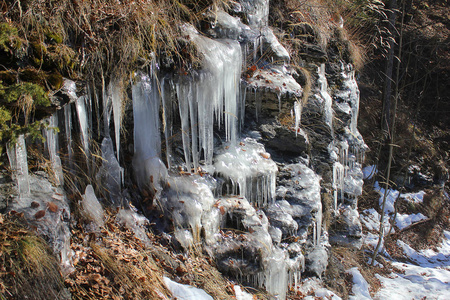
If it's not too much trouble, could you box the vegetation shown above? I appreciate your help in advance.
[0,213,69,299]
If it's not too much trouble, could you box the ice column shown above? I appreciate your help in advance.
[109,79,123,162]
[177,26,242,170]
[96,137,122,205]
[318,64,334,135]
[64,105,73,167]
[75,95,90,159]
[6,135,30,196]
[132,72,167,193]
[45,114,64,186]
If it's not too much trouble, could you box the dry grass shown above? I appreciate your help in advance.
[1,0,231,79]
[0,213,69,300]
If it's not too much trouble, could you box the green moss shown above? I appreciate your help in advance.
[0,70,16,85]
[46,72,63,90]
[0,106,12,123]
[19,68,43,85]
[45,44,78,74]
[2,82,50,107]
[31,41,47,60]
[0,23,21,53]
[44,31,63,44]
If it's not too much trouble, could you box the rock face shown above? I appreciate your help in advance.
[3,1,367,299]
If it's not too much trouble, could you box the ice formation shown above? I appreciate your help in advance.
[132,72,167,193]
[318,64,334,134]
[81,185,104,228]
[164,277,213,300]
[6,135,30,196]
[44,114,64,186]
[214,137,278,207]
[3,0,373,298]
[175,25,242,170]
[96,137,122,205]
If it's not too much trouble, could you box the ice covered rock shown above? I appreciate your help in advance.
[4,172,73,274]
[341,206,363,238]
[159,175,218,249]
[265,200,299,237]
[82,185,104,228]
[276,162,323,245]
[214,138,278,207]
[96,137,122,205]
[306,246,328,277]
[205,9,254,41]
[6,135,30,196]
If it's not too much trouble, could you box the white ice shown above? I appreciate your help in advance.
[132,72,168,193]
[234,285,253,300]
[81,185,104,228]
[177,25,242,169]
[163,277,213,300]
[346,267,372,300]
[6,134,30,196]
[214,137,278,207]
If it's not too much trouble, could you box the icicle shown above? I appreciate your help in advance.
[45,114,64,186]
[177,26,242,168]
[75,95,90,159]
[332,162,345,209]
[161,78,173,169]
[293,100,302,136]
[132,72,167,193]
[109,79,123,162]
[96,137,122,205]
[318,64,334,136]
[6,135,30,196]
[102,72,112,137]
[64,104,73,168]
[264,248,288,299]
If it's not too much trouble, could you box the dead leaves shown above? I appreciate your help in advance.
[34,210,46,219]
[47,202,59,213]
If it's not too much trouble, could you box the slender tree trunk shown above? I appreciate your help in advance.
[381,0,398,134]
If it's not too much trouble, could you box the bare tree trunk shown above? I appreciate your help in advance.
[381,0,398,134]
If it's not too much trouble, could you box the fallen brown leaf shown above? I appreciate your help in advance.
[35,210,46,219]
[47,202,59,213]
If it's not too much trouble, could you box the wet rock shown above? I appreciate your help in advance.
[4,172,73,273]
[260,123,308,155]
[306,246,328,277]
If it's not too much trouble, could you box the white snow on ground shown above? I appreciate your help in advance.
[358,181,450,300]
[163,277,213,300]
[360,208,391,233]
[346,267,372,300]
[299,278,342,300]
[362,165,377,180]
[375,261,450,300]
[373,181,399,214]
[373,182,428,229]
[395,213,427,230]
[397,231,450,268]
[400,190,425,203]
[367,228,450,299]
[233,285,254,300]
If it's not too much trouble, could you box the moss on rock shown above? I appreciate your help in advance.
[2,82,50,107]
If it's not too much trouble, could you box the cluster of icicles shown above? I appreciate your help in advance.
[6,5,366,300]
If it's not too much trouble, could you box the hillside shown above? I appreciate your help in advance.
[0,1,449,299]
